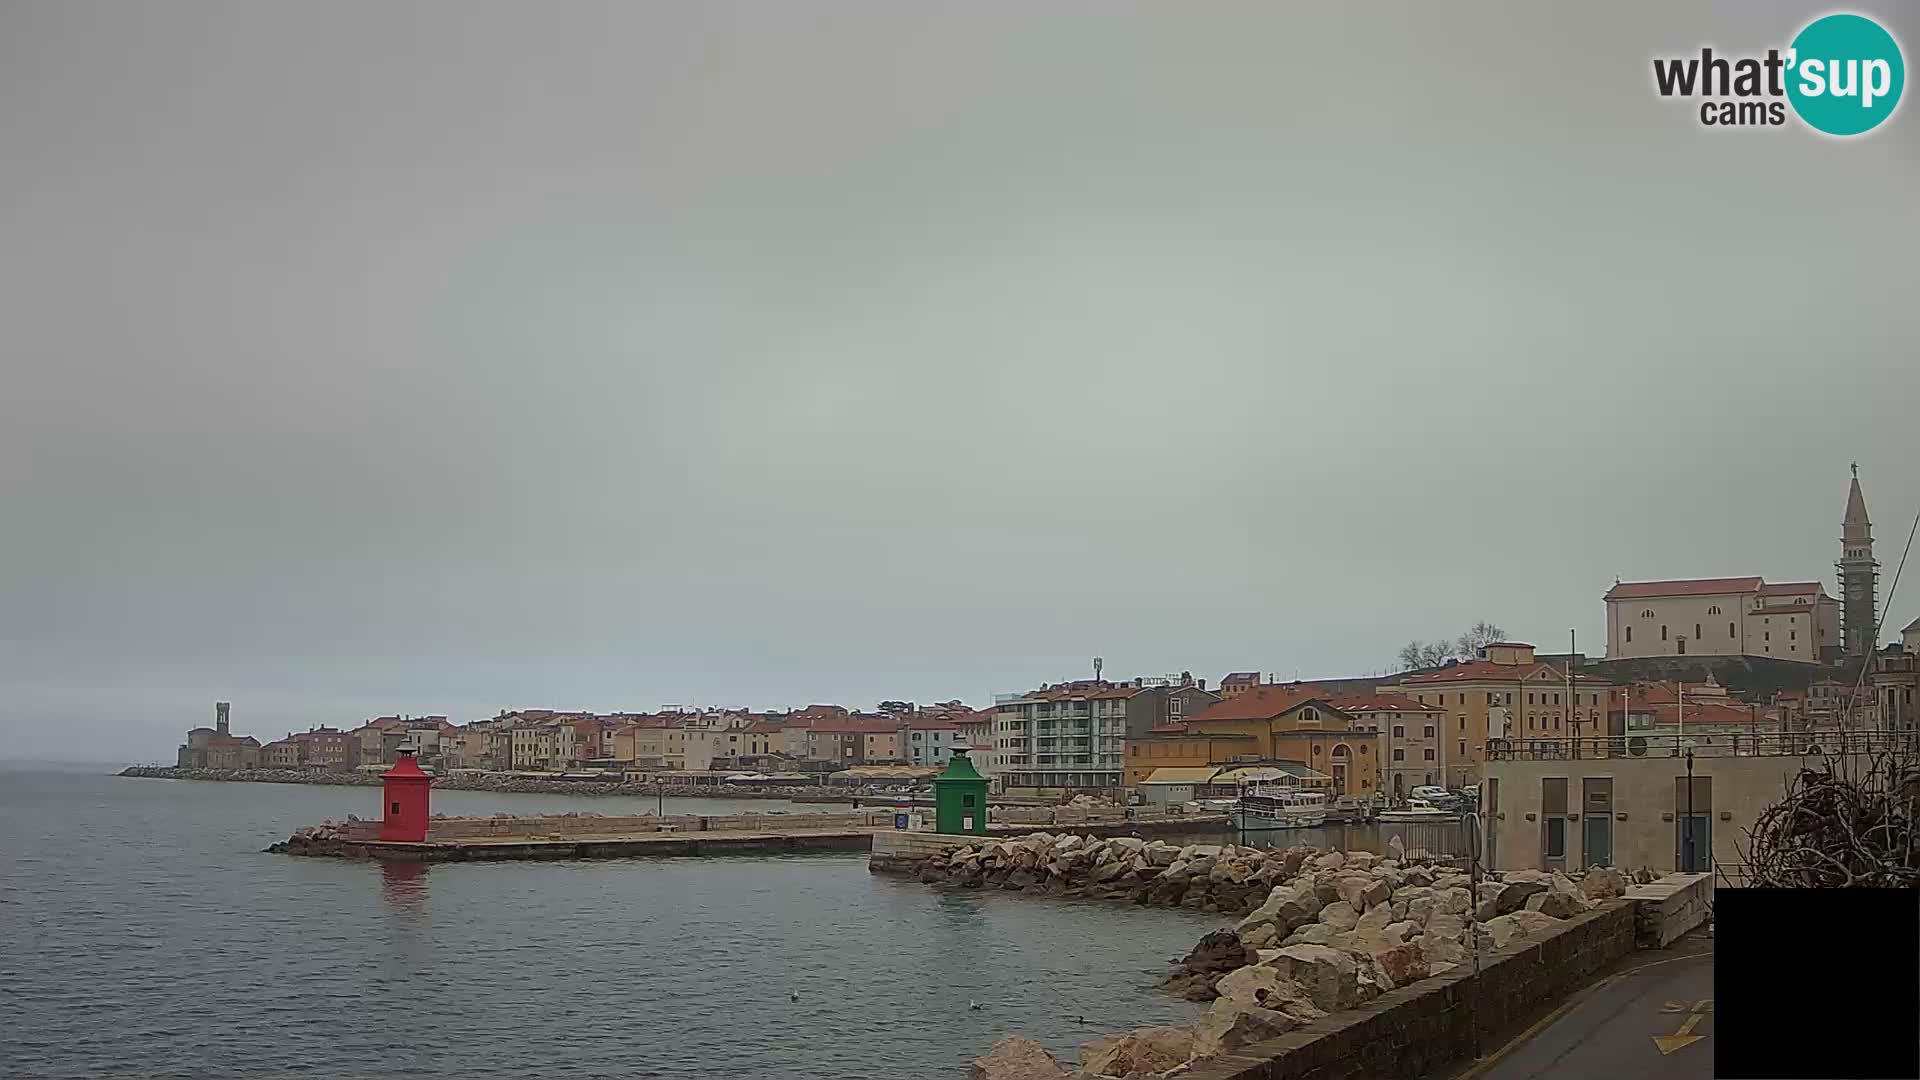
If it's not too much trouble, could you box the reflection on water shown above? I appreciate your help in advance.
[380,860,430,913]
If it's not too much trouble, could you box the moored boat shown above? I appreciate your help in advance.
[1376,797,1455,823]
[1232,786,1328,829]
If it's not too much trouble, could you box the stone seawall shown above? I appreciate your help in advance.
[1181,902,1638,1080]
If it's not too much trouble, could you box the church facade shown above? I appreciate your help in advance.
[1602,469,1876,665]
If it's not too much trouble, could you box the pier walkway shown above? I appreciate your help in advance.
[1442,929,1715,1080]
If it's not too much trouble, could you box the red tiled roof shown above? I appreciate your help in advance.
[1221,672,1260,683]
[807,716,903,735]
[1183,684,1337,723]
[1322,693,1441,714]
[1757,581,1824,596]
[1605,577,1762,600]
[1009,681,1142,702]
[902,716,962,730]
[1402,660,1558,684]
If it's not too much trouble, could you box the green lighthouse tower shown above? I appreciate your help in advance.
[932,748,989,835]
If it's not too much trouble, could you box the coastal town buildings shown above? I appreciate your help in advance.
[1603,471,1876,664]
[991,680,1137,794]
[1320,692,1444,801]
[175,702,262,769]
[1390,642,1611,789]
[1124,684,1381,799]
[1121,677,1221,738]
[1603,576,1839,663]
[1870,624,1920,733]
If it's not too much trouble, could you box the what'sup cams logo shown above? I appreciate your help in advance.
[1654,12,1904,135]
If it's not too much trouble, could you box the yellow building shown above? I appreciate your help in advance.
[1389,642,1610,788]
[1123,685,1381,798]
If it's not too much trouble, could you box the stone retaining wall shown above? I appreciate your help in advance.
[1183,902,1638,1080]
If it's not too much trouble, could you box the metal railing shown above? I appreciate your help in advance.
[1486,730,1918,761]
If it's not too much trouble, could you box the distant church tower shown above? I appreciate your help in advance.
[1839,464,1879,656]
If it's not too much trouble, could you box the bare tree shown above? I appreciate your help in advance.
[1454,621,1507,660]
[1397,640,1453,671]
[1398,622,1507,671]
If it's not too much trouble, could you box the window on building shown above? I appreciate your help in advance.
[1626,626,1632,643]
[1661,625,1669,640]
[1423,749,1436,760]
[1764,631,1770,641]
[1423,725,1436,738]
[1457,740,1466,757]
[1790,630,1797,640]
[1642,609,1654,618]
[1392,724,1405,738]
[1528,693,1535,704]
[1553,693,1560,705]
[1729,622,1736,638]
[1546,817,1566,859]
[1695,623,1702,639]
[1708,605,1721,615]
[1505,692,1513,705]
[1458,694,1466,705]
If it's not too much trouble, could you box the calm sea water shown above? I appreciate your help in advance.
[0,769,1222,1080]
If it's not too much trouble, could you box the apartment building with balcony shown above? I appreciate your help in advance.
[992,680,1136,794]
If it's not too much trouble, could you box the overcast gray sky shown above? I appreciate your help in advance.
[3,1,1916,761]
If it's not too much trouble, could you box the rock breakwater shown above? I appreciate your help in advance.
[946,833,1619,1078]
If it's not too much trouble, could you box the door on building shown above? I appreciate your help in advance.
[1582,778,1613,867]
[1541,777,1569,872]
[1675,774,1713,872]
[1678,815,1711,872]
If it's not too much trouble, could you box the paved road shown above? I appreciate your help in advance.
[1455,931,1716,1080]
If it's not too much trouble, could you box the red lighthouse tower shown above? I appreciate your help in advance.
[379,749,433,842]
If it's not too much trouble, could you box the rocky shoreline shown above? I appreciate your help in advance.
[118,765,860,801]
[913,834,1631,1079]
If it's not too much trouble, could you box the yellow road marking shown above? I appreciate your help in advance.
[1654,1013,1707,1055]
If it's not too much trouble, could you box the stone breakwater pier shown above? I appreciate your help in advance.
[272,813,1229,863]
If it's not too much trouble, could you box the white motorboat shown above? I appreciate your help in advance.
[1376,797,1455,823]
[1232,786,1328,829]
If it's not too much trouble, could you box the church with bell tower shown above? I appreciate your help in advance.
[1838,464,1879,658]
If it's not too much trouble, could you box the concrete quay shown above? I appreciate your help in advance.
[296,827,884,862]
[272,812,1229,863]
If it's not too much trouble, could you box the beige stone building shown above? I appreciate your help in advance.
[1323,692,1444,800]
[1604,576,1839,663]
[1388,642,1610,788]
[1483,738,1899,878]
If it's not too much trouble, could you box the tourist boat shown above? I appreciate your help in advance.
[1376,798,1455,823]
[1231,786,1328,830]
[1185,797,1239,814]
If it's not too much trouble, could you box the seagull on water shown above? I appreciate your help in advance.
[789,991,800,1002]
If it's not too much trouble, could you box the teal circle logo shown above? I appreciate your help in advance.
[1786,14,1904,136]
